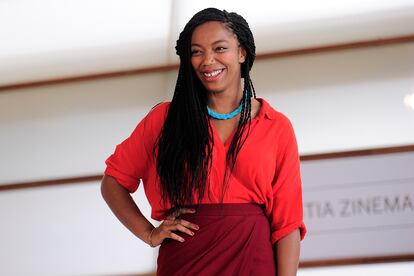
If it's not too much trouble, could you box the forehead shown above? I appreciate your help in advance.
[191,21,238,45]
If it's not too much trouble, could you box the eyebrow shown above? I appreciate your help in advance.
[191,39,229,47]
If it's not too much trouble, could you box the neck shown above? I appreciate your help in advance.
[207,88,243,113]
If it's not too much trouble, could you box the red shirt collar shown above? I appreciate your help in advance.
[256,98,278,120]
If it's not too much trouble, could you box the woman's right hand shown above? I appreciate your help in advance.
[148,208,200,247]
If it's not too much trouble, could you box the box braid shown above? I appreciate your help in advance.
[155,8,256,208]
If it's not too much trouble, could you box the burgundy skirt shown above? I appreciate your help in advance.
[157,203,276,276]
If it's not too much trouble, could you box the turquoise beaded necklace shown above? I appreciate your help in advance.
[207,91,247,120]
[207,102,243,120]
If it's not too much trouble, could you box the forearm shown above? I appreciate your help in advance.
[273,229,301,276]
[101,175,154,244]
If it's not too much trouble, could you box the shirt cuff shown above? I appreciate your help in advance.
[271,221,307,245]
[104,167,139,193]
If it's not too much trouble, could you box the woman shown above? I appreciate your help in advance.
[101,8,307,276]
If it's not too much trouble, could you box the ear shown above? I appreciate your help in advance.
[239,47,246,63]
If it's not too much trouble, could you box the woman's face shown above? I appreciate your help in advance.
[190,21,246,94]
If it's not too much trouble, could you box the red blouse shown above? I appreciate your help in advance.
[104,98,307,244]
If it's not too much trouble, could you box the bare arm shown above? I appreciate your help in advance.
[101,175,154,245]
[274,229,301,276]
[101,175,199,247]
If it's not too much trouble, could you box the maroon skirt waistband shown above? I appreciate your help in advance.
[181,203,265,216]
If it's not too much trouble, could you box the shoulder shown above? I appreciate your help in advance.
[142,101,171,124]
[148,101,171,117]
[258,98,299,148]
[131,101,170,138]
[259,100,300,156]
[258,98,292,127]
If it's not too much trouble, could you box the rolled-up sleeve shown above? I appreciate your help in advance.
[270,119,307,244]
[104,116,150,193]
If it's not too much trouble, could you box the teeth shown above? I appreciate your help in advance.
[203,69,222,77]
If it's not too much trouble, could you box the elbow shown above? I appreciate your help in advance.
[100,174,115,201]
[100,174,129,201]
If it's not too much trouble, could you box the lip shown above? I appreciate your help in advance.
[200,68,225,82]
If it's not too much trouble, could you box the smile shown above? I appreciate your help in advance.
[203,69,223,77]
[201,69,224,82]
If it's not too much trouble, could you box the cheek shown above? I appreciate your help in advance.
[191,57,200,70]
[190,58,203,80]
[222,53,240,67]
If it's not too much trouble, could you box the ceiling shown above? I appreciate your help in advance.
[1,0,414,86]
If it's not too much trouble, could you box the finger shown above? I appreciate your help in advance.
[174,223,195,236]
[175,219,199,231]
[168,232,185,242]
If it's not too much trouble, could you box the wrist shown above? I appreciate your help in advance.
[147,227,156,247]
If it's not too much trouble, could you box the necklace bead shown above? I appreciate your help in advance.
[207,101,243,120]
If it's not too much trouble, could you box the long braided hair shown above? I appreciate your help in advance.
[155,8,256,209]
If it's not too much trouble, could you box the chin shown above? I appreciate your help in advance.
[202,84,225,93]
[206,88,225,94]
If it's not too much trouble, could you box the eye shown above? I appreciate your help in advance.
[215,47,227,52]
[191,49,202,56]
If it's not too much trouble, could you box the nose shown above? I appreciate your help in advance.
[202,51,215,66]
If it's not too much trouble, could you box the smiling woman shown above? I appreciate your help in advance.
[101,7,306,276]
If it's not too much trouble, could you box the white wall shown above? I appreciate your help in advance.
[0,182,158,276]
[0,72,168,184]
